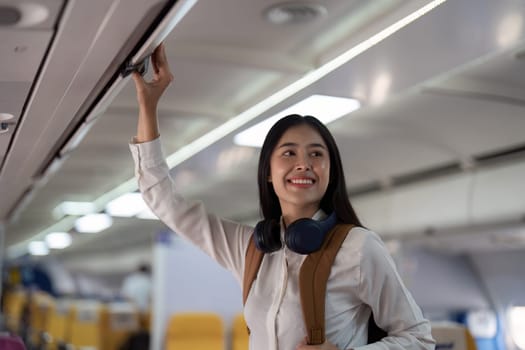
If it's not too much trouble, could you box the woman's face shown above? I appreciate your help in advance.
[269,124,330,218]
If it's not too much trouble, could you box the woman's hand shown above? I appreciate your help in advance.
[132,43,173,143]
[296,338,340,350]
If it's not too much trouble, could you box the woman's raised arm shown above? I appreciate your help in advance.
[132,43,173,143]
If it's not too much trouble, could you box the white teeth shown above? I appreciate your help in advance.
[290,179,313,184]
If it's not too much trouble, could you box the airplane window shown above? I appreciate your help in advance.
[509,306,525,349]
[466,310,497,338]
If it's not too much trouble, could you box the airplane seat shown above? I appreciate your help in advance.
[46,299,73,350]
[139,309,152,331]
[165,312,224,350]
[3,288,27,333]
[431,321,477,350]
[465,328,477,350]
[232,313,249,350]
[28,291,54,348]
[100,302,140,350]
[69,300,103,350]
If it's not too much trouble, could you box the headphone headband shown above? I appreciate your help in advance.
[254,212,338,254]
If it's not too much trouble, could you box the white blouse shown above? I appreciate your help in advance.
[130,138,435,350]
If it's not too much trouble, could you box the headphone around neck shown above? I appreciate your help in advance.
[254,212,338,255]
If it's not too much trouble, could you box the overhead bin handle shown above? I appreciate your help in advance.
[121,55,150,78]
[119,0,196,78]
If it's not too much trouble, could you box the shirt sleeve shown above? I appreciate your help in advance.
[129,137,253,283]
[354,231,436,350]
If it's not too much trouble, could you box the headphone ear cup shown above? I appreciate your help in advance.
[254,219,282,253]
[285,212,338,254]
[285,218,325,255]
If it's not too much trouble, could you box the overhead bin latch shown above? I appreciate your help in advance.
[121,55,150,78]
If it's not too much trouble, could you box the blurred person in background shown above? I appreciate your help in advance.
[120,263,152,312]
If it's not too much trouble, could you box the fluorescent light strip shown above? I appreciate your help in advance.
[9,0,448,258]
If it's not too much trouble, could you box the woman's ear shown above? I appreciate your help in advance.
[267,176,272,183]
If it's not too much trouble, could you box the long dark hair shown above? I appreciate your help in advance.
[257,114,362,226]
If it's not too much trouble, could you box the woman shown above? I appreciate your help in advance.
[129,44,435,350]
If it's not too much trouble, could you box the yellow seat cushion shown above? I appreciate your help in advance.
[165,312,223,350]
[232,313,249,350]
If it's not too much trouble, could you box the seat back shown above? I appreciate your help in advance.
[100,302,140,350]
[28,291,54,347]
[3,289,27,333]
[69,300,103,349]
[431,322,477,350]
[139,309,152,331]
[46,299,73,350]
[232,313,249,350]
[165,312,224,350]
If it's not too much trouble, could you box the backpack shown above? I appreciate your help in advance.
[242,224,387,345]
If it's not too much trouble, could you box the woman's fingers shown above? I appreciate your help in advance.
[131,71,145,92]
[144,44,172,89]
[156,43,167,70]
[131,43,173,112]
[150,45,162,76]
[155,43,173,81]
[151,45,160,75]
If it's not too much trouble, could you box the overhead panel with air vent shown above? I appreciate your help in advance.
[0,0,64,165]
[0,0,197,230]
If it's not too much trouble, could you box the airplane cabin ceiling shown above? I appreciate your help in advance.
[1,0,524,268]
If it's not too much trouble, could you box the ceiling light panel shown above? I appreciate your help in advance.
[74,213,112,233]
[234,94,360,147]
[45,231,72,249]
[53,201,97,218]
[28,241,49,256]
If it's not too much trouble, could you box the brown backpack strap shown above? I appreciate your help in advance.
[243,235,264,305]
[299,224,353,345]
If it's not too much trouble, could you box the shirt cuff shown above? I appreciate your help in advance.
[129,136,166,169]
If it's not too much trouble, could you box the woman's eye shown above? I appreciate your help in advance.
[311,151,323,157]
[283,150,294,156]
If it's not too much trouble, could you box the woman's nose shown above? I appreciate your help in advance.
[295,156,311,171]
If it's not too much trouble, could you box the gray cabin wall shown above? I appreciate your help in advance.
[394,245,491,315]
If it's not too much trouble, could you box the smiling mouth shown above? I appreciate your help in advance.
[288,178,315,185]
